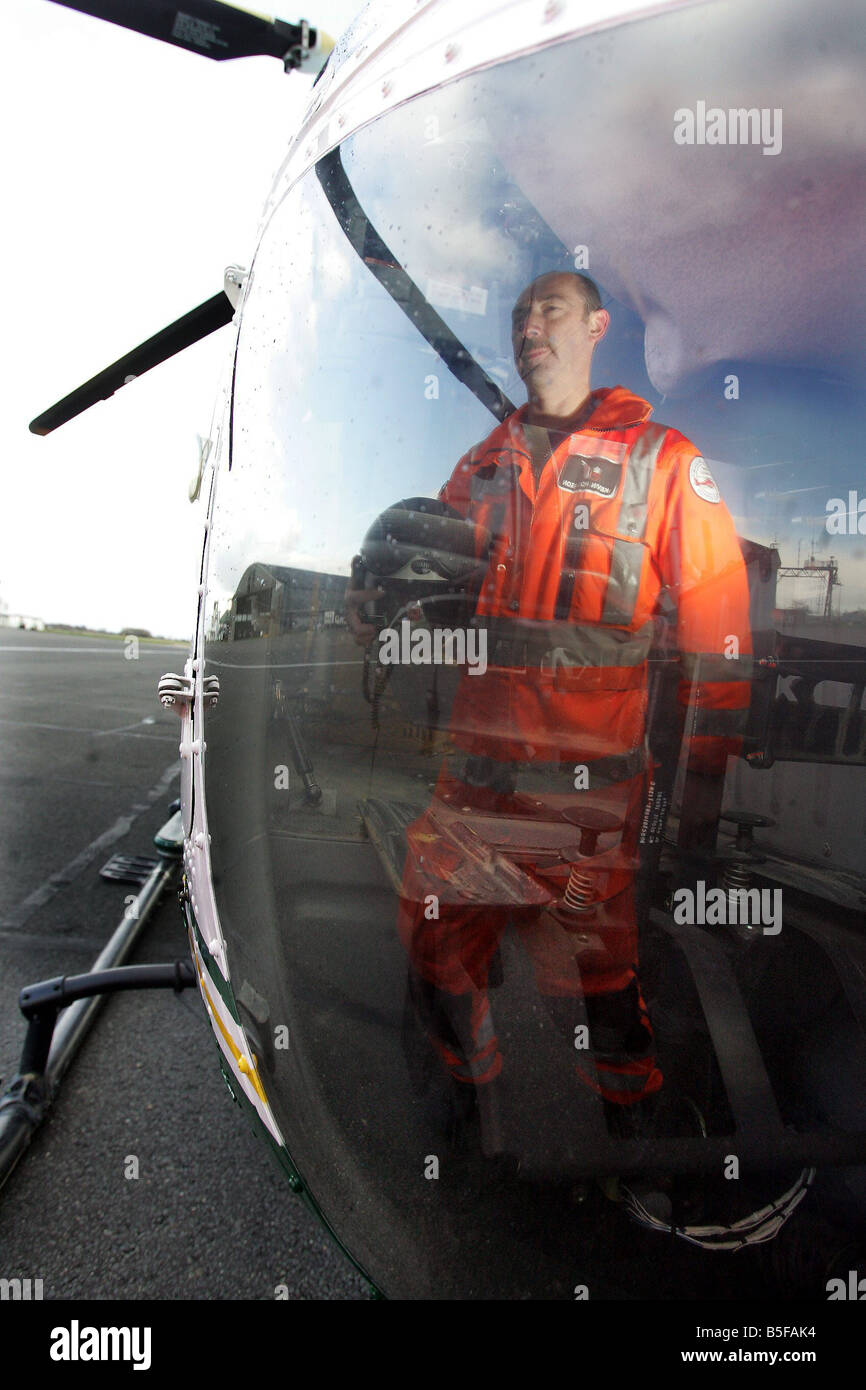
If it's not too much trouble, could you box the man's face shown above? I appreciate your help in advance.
[511,273,605,393]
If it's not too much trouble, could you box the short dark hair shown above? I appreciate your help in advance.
[512,271,604,324]
[571,272,602,316]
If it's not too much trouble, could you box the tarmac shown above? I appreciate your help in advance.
[0,629,367,1300]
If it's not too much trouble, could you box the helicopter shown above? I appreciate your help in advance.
[3,0,866,1306]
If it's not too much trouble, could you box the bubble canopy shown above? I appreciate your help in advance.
[200,0,866,1298]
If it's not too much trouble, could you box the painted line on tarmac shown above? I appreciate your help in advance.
[0,928,117,951]
[0,646,120,653]
[96,716,158,737]
[0,644,187,653]
[0,718,176,742]
[0,646,166,653]
[206,658,365,670]
[0,775,130,790]
[0,762,180,933]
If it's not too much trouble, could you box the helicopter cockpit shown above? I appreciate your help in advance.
[195,0,866,1298]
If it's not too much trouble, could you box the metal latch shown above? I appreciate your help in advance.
[158,672,193,711]
[158,673,220,713]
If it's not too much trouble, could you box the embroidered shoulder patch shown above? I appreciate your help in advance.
[689,456,721,504]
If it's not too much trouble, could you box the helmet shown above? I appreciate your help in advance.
[359,497,491,597]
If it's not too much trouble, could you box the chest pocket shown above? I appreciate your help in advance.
[554,515,651,625]
[600,533,652,624]
[554,425,668,625]
[468,456,527,547]
[601,425,668,621]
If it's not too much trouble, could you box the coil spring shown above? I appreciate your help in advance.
[563,866,595,912]
[722,859,754,925]
[722,860,752,893]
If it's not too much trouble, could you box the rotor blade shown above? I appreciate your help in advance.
[29,291,234,436]
[45,0,319,67]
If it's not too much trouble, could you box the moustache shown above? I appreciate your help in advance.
[518,342,551,366]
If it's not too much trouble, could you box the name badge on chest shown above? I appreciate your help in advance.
[554,433,629,500]
[556,453,622,498]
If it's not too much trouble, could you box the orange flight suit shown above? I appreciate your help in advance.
[397,385,752,1104]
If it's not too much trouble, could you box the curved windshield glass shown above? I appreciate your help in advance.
[202,0,866,1298]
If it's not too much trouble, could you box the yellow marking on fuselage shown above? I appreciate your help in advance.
[193,955,269,1107]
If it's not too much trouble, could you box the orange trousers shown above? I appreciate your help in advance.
[397,759,663,1104]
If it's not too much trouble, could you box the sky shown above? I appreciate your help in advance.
[1,0,366,638]
[4,0,864,636]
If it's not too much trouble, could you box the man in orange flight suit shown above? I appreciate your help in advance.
[357,270,752,1124]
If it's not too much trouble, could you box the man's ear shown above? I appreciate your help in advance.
[588,308,610,342]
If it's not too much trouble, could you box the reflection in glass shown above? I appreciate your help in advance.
[201,0,866,1297]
